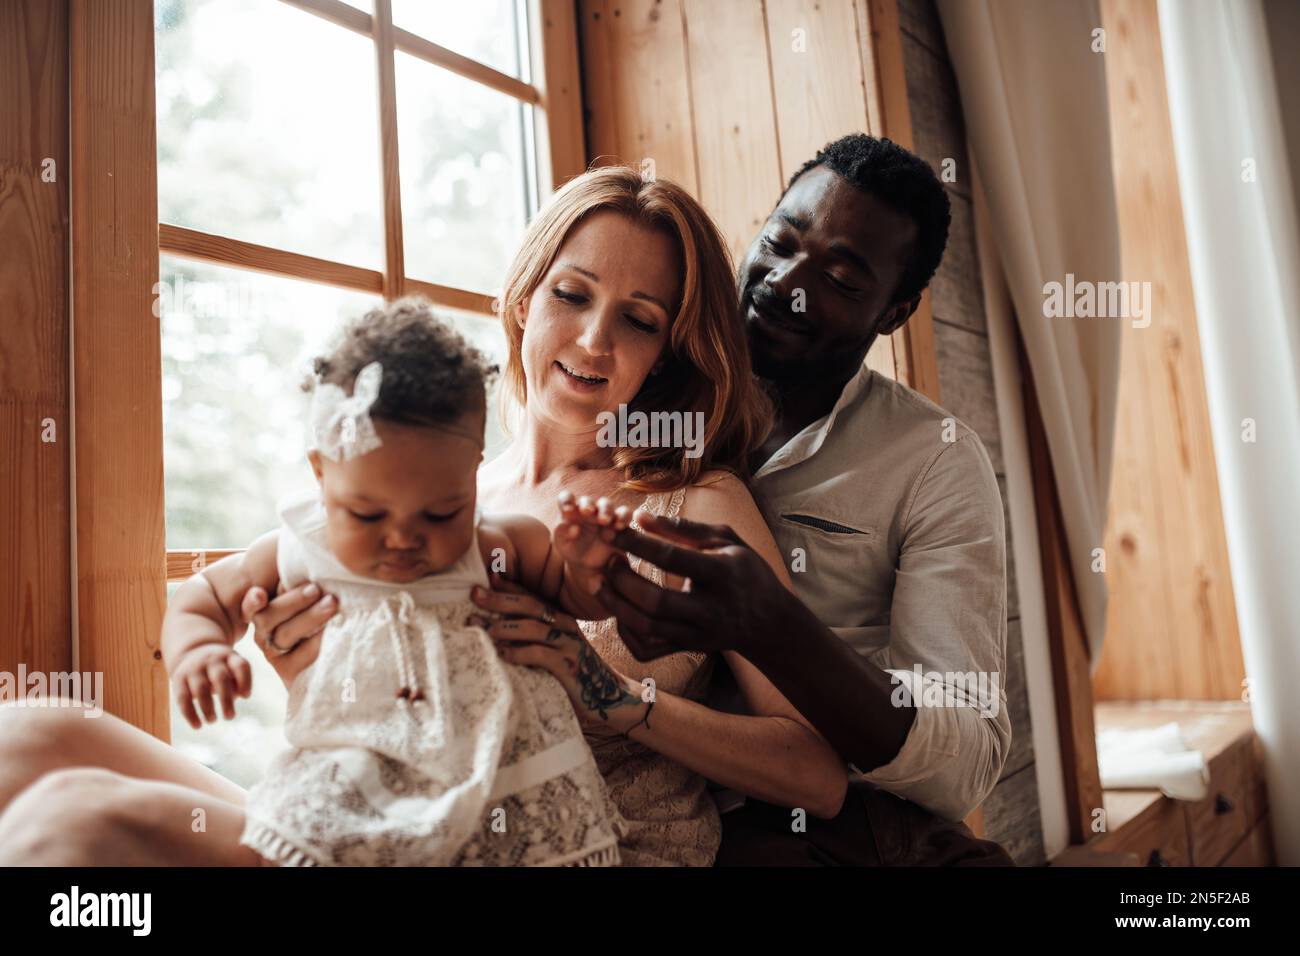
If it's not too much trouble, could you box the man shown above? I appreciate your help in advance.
[590,134,1014,865]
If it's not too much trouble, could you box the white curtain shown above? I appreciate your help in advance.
[935,0,1122,662]
[1158,0,1300,866]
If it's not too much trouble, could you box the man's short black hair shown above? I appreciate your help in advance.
[786,133,951,305]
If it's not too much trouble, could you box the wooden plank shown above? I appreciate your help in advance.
[857,0,939,399]
[70,0,167,736]
[764,0,872,185]
[1093,0,1244,701]
[373,0,405,299]
[0,0,72,679]
[681,0,783,264]
[1021,335,1103,846]
[578,0,699,193]
[530,0,588,191]
[160,224,385,294]
[279,0,540,104]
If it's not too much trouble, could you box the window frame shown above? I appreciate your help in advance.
[70,0,586,736]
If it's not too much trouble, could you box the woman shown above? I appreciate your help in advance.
[0,167,848,866]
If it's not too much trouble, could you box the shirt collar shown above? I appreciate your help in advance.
[754,358,876,480]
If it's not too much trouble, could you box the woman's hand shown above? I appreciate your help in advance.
[469,577,649,738]
[240,583,336,689]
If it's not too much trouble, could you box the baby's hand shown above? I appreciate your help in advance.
[553,491,634,572]
[171,644,252,729]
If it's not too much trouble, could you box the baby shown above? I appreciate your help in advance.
[160,298,633,867]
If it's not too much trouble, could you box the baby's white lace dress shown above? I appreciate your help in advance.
[239,489,623,867]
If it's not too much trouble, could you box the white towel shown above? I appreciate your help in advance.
[1097,722,1210,801]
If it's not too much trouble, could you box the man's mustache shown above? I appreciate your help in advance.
[747,287,807,329]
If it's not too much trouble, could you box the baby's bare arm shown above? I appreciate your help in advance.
[161,531,281,727]
[491,513,609,621]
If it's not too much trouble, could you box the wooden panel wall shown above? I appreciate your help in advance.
[577,0,939,395]
[70,0,169,735]
[0,0,72,680]
[1094,0,1244,701]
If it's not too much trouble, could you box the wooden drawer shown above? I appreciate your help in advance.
[1187,735,1252,865]
[1221,816,1275,866]
[1096,790,1190,866]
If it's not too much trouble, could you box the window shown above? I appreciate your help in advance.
[154,0,580,783]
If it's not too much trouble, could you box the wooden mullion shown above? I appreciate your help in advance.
[394,26,540,105]
[159,224,385,295]
[403,278,496,317]
[166,549,244,583]
[278,0,371,34]
[278,0,539,105]
[373,0,405,300]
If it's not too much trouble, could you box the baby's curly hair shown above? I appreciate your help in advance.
[306,297,498,428]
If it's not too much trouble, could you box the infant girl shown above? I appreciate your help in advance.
[160,298,633,866]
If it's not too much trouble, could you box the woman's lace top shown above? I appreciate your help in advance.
[579,486,721,866]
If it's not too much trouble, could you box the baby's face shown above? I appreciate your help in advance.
[310,410,485,584]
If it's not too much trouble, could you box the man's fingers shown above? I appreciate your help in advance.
[601,558,707,623]
[610,527,722,582]
[593,581,681,661]
[637,512,738,548]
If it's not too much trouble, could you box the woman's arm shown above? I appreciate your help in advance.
[478,474,849,818]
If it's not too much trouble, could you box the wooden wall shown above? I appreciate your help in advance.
[1094,0,1244,701]
[897,0,1044,866]
[0,0,72,681]
[577,0,935,392]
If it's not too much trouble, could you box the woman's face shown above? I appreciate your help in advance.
[519,210,682,432]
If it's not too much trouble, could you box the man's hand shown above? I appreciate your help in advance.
[240,583,335,689]
[595,512,800,661]
[172,644,252,729]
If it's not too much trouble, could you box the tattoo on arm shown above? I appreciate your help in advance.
[575,640,638,720]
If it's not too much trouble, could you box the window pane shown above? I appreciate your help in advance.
[160,256,383,550]
[155,0,384,268]
[391,0,526,80]
[396,52,531,295]
[435,307,512,466]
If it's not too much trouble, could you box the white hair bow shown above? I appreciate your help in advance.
[310,361,384,461]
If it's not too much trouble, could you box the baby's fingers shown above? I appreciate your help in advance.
[208,660,237,719]
[227,652,253,699]
[187,671,217,724]
[174,681,201,731]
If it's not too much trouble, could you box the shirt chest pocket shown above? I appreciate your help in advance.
[778,512,878,578]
